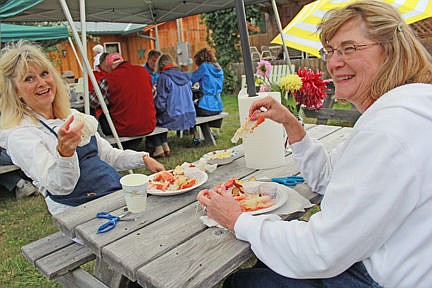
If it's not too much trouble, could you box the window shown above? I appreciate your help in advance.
[104,42,121,54]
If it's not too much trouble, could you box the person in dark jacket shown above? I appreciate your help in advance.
[190,48,224,145]
[146,54,196,157]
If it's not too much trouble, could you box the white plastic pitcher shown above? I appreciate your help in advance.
[237,90,285,169]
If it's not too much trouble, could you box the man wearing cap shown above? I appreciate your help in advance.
[89,52,156,147]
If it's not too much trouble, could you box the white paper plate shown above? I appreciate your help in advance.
[147,169,208,196]
[244,182,289,215]
[200,148,244,165]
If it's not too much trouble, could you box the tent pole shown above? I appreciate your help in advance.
[176,19,182,43]
[67,37,83,72]
[79,0,90,115]
[155,24,160,50]
[271,0,292,69]
[235,0,257,97]
[58,0,124,151]
[148,5,160,50]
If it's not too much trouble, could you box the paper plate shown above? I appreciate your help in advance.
[148,169,208,196]
[245,183,289,215]
[200,148,244,165]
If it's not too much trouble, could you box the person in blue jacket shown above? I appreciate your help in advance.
[190,48,224,145]
[144,49,161,95]
[146,54,196,158]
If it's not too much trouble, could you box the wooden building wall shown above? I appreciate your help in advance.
[49,14,210,78]
[48,33,153,79]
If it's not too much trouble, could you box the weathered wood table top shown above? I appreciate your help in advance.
[52,124,352,288]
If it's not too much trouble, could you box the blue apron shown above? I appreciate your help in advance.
[41,120,121,206]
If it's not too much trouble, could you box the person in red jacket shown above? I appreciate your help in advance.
[90,52,156,150]
[88,52,110,93]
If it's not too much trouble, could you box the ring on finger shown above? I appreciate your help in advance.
[203,206,207,213]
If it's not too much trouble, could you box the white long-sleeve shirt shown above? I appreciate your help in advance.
[234,83,432,287]
[0,111,148,214]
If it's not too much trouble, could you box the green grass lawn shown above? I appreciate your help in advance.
[0,94,242,288]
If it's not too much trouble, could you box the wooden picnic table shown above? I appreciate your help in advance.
[50,123,352,288]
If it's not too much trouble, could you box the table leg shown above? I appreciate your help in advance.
[94,257,129,288]
[199,123,217,146]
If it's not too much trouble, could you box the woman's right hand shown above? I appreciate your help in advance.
[249,96,306,144]
[249,96,293,125]
[57,116,84,157]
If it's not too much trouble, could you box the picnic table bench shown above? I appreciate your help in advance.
[302,95,361,126]
[21,232,105,288]
[21,123,352,288]
[302,80,361,126]
[69,100,228,146]
[103,112,229,147]
[0,164,20,175]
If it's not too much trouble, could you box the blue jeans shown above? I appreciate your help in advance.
[0,149,21,191]
[223,261,383,288]
[146,132,168,147]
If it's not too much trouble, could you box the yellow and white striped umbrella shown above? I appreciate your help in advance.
[272,0,432,58]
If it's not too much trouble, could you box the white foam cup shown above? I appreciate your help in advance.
[258,182,278,199]
[243,181,260,196]
[120,174,149,213]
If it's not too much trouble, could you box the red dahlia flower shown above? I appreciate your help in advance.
[294,68,329,110]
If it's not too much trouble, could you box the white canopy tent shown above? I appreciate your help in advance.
[2,0,290,148]
[1,0,267,23]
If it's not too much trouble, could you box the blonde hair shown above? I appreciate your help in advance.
[317,0,432,100]
[0,41,70,129]
[156,54,177,73]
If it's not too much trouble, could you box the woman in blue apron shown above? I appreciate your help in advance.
[0,41,164,214]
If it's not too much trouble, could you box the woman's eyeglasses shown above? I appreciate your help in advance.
[319,42,381,61]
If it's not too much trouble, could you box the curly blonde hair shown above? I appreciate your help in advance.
[0,41,70,129]
[317,0,432,100]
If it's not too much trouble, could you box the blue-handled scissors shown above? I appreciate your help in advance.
[257,176,305,186]
[96,211,132,233]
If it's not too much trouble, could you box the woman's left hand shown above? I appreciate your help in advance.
[143,155,165,172]
[197,189,243,232]
[57,116,84,157]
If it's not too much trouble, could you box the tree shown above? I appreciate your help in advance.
[201,5,263,93]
